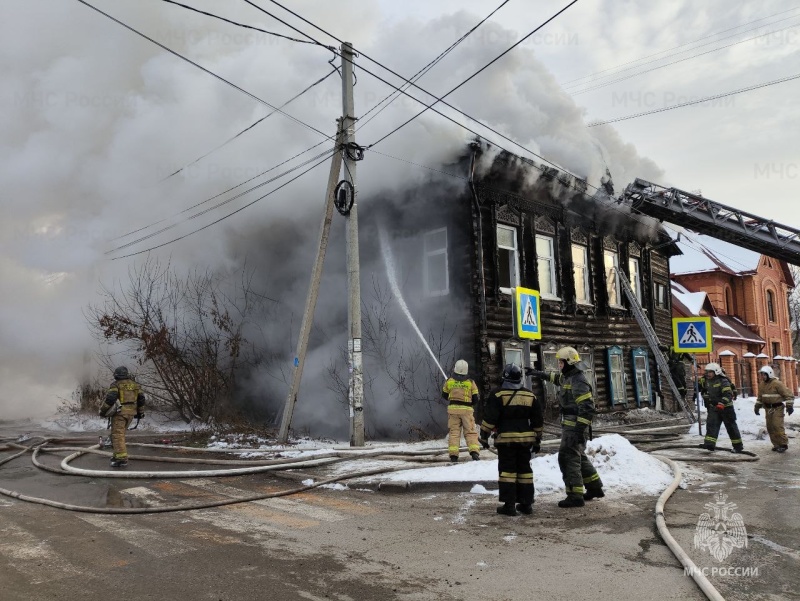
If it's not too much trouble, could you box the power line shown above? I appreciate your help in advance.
[75,0,332,141]
[109,149,334,260]
[109,146,335,252]
[588,71,800,127]
[244,0,595,194]
[356,0,512,132]
[570,21,800,95]
[159,68,337,182]
[562,7,800,87]
[160,0,329,47]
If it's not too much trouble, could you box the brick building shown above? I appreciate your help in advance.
[670,231,797,396]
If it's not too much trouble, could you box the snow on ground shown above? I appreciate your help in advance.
[378,434,674,497]
[721,395,799,444]
[38,411,203,433]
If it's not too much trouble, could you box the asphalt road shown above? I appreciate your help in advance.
[0,432,796,601]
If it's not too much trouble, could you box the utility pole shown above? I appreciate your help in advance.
[278,120,344,443]
[341,42,365,446]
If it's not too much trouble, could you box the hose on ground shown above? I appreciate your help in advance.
[654,456,726,601]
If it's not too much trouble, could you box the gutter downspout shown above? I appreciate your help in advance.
[469,145,487,335]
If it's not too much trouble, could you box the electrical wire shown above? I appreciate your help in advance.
[75,0,332,141]
[159,68,338,183]
[243,0,595,195]
[569,21,800,95]
[118,139,332,240]
[160,0,329,47]
[588,71,800,127]
[561,6,800,86]
[109,148,335,259]
[355,0,512,132]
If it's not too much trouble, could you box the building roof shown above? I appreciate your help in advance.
[712,315,765,345]
[670,230,760,276]
[671,281,716,316]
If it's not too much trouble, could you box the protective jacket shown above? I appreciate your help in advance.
[699,375,733,408]
[100,378,145,418]
[480,386,543,445]
[441,375,479,408]
[756,378,794,409]
[543,366,594,432]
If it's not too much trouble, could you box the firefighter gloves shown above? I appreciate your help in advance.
[788,406,794,415]
[715,403,725,411]
[754,407,761,415]
[480,436,490,450]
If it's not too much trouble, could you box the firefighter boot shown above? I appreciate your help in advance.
[496,502,517,516]
[776,445,788,453]
[583,487,605,501]
[449,455,459,463]
[558,495,585,508]
[515,503,533,515]
[470,451,480,461]
[110,458,128,468]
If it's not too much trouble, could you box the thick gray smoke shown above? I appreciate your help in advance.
[0,1,663,431]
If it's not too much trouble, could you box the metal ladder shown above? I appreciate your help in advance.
[615,267,696,423]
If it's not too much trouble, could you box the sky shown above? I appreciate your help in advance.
[1,0,798,423]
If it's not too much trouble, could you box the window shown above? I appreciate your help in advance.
[725,287,734,314]
[604,250,621,307]
[772,342,781,359]
[606,346,627,405]
[503,342,522,369]
[767,290,776,322]
[497,225,519,293]
[631,348,652,407]
[655,282,668,310]
[578,348,597,393]
[628,258,642,304]
[572,244,590,304]
[540,346,597,408]
[423,228,448,297]
[536,235,558,298]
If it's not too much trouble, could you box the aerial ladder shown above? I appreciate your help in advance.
[615,267,696,423]
[620,179,800,266]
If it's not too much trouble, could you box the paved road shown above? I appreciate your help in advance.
[1,432,796,600]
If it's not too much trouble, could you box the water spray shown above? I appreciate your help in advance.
[378,226,447,380]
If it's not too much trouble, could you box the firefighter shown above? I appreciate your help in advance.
[442,359,481,462]
[660,345,689,401]
[479,364,543,516]
[754,365,794,453]
[528,347,603,508]
[700,362,743,452]
[98,366,146,468]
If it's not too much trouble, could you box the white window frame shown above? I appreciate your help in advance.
[628,257,642,304]
[655,282,668,310]
[422,227,449,297]
[572,243,590,305]
[536,234,559,299]
[497,224,519,294]
[604,249,622,308]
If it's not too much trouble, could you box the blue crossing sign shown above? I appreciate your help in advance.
[672,317,712,353]
[515,287,541,340]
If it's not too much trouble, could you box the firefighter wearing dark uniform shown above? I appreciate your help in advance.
[754,365,794,452]
[441,359,481,462]
[98,366,146,468]
[528,346,603,508]
[662,345,689,401]
[479,364,543,516]
[700,362,743,452]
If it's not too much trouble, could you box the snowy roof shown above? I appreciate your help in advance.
[743,352,756,358]
[670,281,715,316]
[719,350,735,356]
[711,316,765,345]
[670,230,761,276]
[757,353,769,358]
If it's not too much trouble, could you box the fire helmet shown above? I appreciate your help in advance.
[555,346,581,366]
[759,365,774,379]
[113,366,130,380]
[454,359,469,376]
[502,364,522,384]
[704,362,722,376]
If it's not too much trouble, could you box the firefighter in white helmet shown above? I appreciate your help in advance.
[441,359,481,462]
[700,362,743,452]
[528,346,603,508]
[754,365,794,452]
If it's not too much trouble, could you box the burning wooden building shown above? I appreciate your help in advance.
[369,145,684,416]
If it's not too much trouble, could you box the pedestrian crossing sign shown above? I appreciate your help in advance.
[672,317,712,353]
[514,287,541,340]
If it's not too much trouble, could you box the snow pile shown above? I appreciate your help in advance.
[725,396,799,443]
[384,433,673,497]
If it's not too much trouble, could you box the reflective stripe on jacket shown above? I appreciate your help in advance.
[543,367,595,431]
[480,386,543,445]
[755,377,794,410]
[701,375,733,407]
[442,376,479,408]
